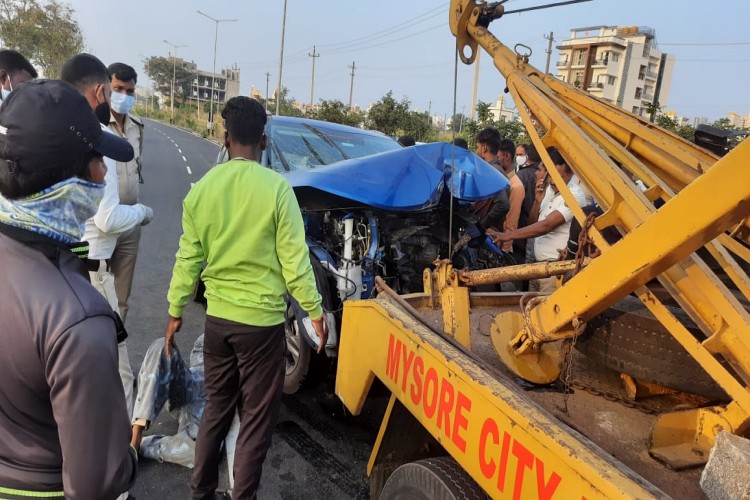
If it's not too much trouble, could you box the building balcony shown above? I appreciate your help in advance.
[591,58,609,67]
[556,59,569,67]
[587,82,604,91]
[642,92,654,102]
[645,70,658,80]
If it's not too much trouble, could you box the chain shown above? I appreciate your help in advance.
[566,379,662,415]
[573,211,599,275]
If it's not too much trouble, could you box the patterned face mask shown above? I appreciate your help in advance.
[0,177,105,243]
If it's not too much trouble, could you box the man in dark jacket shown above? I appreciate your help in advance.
[0,80,138,499]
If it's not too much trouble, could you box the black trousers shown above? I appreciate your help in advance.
[190,315,285,500]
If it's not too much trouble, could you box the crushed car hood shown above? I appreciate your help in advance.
[284,142,510,211]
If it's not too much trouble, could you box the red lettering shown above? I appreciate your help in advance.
[401,347,415,392]
[479,418,499,480]
[410,357,424,405]
[535,458,562,500]
[451,391,471,453]
[497,431,511,492]
[386,335,402,384]
[511,440,534,500]
[423,368,438,418]
[436,378,455,438]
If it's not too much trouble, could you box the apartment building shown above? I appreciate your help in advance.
[184,61,241,110]
[555,26,675,118]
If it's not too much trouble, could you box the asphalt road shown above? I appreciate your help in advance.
[126,120,381,499]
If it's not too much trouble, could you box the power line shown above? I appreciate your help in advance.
[660,42,750,46]
[326,23,444,56]
[315,4,444,50]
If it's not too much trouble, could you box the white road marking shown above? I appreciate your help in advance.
[182,156,187,162]
[178,148,182,153]
[186,166,192,175]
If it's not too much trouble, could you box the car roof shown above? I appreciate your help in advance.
[268,115,391,138]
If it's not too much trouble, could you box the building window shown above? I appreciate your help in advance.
[638,65,646,80]
[634,87,642,99]
[612,52,620,62]
[607,75,616,85]
[575,49,586,65]
[632,106,640,114]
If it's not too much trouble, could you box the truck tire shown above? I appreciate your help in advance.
[575,296,727,401]
[380,457,489,500]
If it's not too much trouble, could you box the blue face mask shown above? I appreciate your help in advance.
[1,78,13,101]
[110,91,135,114]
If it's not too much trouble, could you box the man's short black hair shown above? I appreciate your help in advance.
[546,146,572,173]
[221,96,267,146]
[398,135,415,147]
[107,62,137,84]
[526,143,541,163]
[475,127,501,154]
[498,138,515,156]
[61,53,110,92]
[0,50,37,78]
[452,137,468,149]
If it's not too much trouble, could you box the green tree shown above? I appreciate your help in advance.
[644,100,661,123]
[449,112,467,133]
[675,124,696,141]
[711,117,737,131]
[401,110,435,142]
[309,99,364,127]
[0,0,84,78]
[266,86,303,117]
[367,91,409,136]
[655,114,677,131]
[494,118,527,146]
[476,100,493,125]
[144,56,194,108]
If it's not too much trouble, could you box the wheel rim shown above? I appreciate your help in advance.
[285,304,302,376]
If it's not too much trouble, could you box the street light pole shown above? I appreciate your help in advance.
[276,0,288,116]
[163,40,187,123]
[197,10,237,135]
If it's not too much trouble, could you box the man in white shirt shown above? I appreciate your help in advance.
[488,147,586,292]
[61,53,154,418]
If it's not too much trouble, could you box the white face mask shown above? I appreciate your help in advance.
[516,155,528,167]
[110,91,135,114]
[1,78,13,101]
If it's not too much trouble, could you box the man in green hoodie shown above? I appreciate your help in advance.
[164,96,327,499]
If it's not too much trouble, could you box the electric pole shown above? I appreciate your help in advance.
[544,31,555,74]
[265,72,271,111]
[348,61,356,111]
[308,46,320,110]
[276,0,288,116]
[427,100,432,126]
[470,50,480,121]
[197,11,237,135]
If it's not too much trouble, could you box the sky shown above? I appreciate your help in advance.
[69,0,750,122]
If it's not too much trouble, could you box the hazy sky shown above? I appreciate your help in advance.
[69,0,749,122]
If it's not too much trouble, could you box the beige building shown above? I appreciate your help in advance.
[489,94,515,122]
[183,61,241,112]
[726,111,747,129]
[555,26,675,118]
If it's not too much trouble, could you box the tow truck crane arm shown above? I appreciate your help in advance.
[449,0,750,467]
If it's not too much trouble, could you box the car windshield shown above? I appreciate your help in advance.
[269,121,400,171]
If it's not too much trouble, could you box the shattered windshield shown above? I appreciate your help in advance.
[268,121,400,172]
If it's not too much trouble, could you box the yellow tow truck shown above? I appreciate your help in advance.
[334,1,750,498]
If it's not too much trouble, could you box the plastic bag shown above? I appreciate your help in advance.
[132,338,196,424]
[140,431,196,468]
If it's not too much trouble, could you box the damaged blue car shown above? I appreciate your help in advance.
[215,116,509,393]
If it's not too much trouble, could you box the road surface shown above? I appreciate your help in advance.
[126,120,381,499]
